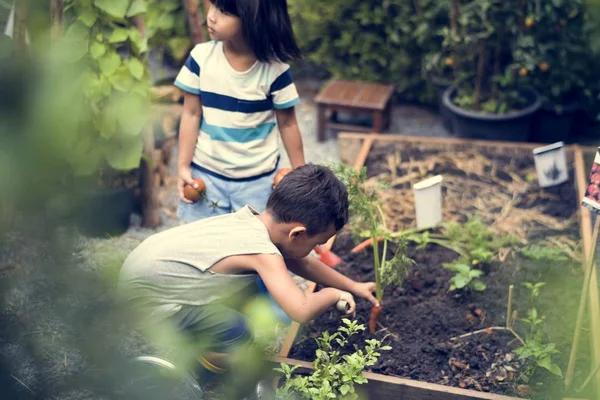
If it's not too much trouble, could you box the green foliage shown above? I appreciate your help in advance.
[409,217,515,292]
[515,282,562,379]
[442,217,514,264]
[145,0,195,63]
[515,335,562,378]
[332,163,415,302]
[523,281,547,298]
[446,263,486,291]
[37,0,152,183]
[439,0,530,113]
[513,0,590,112]
[275,319,391,399]
[519,245,570,262]
[288,0,449,104]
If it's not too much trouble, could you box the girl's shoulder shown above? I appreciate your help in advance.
[187,40,220,61]
[263,59,292,80]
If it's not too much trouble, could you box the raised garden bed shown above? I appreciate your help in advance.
[278,134,600,400]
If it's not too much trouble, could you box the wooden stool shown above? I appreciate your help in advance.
[314,80,394,142]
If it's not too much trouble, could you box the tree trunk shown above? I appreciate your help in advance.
[183,0,206,44]
[450,0,460,87]
[412,0,422,18]
[140,127,162,228]
[474,42,487,111]
[133,15,162,228]
[50,0,63,42]
[13,1,28,54]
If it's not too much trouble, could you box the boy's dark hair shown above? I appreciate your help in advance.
[266,164,349,235]
[209,0,302,63]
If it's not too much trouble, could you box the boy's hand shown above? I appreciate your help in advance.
[337,290,356,317]
[177,166,198,204]
[351,282,379,308]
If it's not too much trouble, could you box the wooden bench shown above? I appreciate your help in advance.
[314,80,395,142]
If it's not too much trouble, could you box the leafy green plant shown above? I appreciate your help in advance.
[332,163,415,333]
[440,0,530,113]
[513,0,589,113]
[40,0,152,186]
[275,319,391,400]
[514,282,562,379]
[288,0,449,104]
[523,282,546,299]
[446,263,486,292]
[519,245,570,262]
[145,0,195,64]
[405,217,515,292]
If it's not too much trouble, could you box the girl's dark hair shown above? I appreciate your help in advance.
[266,164,349,235]
[209,0,302,63]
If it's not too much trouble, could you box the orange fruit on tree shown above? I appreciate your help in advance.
[519,68,528,77]
[539,62,549,72]
[444,57,454,67]
[183,178,206,203]
[525,16,535,28]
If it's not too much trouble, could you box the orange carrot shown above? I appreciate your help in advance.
[369,305,383,333]
[351,237,383,253]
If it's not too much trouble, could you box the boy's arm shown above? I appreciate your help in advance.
[177,93,202,203]
[253,254,349,323]
[276,107,305,169]
[286,256,379,307]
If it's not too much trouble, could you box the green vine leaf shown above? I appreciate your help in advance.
[168,37,192,61]
[115,93,148,136]
[94,0,130,19]
[127,58,145,80]
[126,0,148,17]
[106,136,144,170]
[108,28,130,44]
[109,66,135,91]
[90,42,107,59]
[128,29,148,54]
[78,8,98,27]
[54,22,90,63]
[99,52,121,76]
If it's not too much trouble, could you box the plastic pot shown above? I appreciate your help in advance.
[77,187,134,237]
[443,87,542,142]
[530,101,580,143]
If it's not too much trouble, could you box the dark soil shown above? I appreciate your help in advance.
[289,143,594,399]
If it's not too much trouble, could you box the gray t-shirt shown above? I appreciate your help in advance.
[118,205,281,323]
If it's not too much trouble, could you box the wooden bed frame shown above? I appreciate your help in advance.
[274,132,599,400]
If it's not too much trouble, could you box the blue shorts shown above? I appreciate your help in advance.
[177,161,279,223]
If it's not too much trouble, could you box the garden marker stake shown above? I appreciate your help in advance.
[273,168,342,268]
[565,147,600,390]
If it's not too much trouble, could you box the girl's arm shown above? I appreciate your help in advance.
[276,107,305,169]
[177,92,202,203]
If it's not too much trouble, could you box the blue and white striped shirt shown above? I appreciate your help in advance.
[174,41,300,180]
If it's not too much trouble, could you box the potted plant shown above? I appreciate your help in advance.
[48,0,152,237]
[441,0,542,141]
[514,0,589,143]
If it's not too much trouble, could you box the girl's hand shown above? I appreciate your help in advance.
[337,290,356,317]
[352,282,379,308]
[177,166,198,204]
